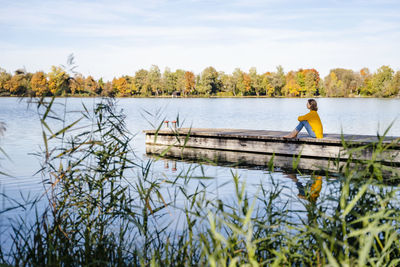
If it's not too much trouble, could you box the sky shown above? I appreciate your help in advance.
[1,0,400,80]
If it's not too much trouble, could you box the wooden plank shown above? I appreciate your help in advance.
[144,128,400,164]
[144,128,400,145]
[146,145,346,173]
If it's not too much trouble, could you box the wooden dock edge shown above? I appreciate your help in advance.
[144,128,400,166]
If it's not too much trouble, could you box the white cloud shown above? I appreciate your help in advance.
[1,0,399,80]
[199,12,262,21]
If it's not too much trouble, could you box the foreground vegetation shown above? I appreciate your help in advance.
[0,56,399,98]
[0,94,400,266]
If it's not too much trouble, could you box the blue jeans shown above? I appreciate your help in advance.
[295,121,316,138]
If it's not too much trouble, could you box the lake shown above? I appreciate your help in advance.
[0,97,399,234]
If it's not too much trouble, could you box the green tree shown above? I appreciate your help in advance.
[232,68,245,96]
[97,78,104,95]
[134,69,150,96]
[269,65,286,96]
[249,67,262,96]
[148,65,162,95]
[197,67,221,96]
[261,73,274,96]
[175,69,186,96]
[219,72,235,96]
[368,65,394,97]
[387,71,400,97]
[303,69,320,96]
[162,68,176,95]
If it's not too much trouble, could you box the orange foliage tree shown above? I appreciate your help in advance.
[183,71,195,96]
[31,71,48,96]
[113,77,131,97]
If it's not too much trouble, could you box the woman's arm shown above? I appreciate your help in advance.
[298,112,312,121]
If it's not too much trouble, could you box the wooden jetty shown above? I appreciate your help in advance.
[144,128,400,172]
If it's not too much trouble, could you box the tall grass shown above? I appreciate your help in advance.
[0,95,400,266]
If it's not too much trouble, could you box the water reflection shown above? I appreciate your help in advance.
[285,174,322,203]
[146,145,340,173]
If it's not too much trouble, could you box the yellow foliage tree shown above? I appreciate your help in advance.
[0,69,11,94]
[85,75,98,95]
[113,77,130,97]
[261,73,275,96]
[48,66,70,96]
[283,71,300,96]
[31,71,48,96]
[69,74,85,95]
[9,71,29,95]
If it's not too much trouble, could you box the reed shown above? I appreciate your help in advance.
[0,95,399,266]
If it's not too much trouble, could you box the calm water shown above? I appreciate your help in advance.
[0,97,399,229]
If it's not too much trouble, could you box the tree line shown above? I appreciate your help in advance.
[0,65,399,97]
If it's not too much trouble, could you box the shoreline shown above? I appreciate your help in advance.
[1,95,399,99]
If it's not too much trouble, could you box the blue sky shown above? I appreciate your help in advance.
[1,0,399,80]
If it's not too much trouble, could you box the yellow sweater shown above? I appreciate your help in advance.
[298,110,323,138]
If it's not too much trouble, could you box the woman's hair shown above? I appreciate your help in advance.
[308,99,318,111]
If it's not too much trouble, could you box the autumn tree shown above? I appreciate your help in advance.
[324,72,342,97]
[303,69,320,96]
[0,68,12,95]
[283,71,300,96]
[113,77,131,97]
[324,69,360,97]
[69,74,85,95]
[48,66,70,96]
[183,71,195,96]
[84,75,98,95]
[9,69,31,96]
[358,68,372,95]
[242,73,252,95]
[101,81,114,97]
[30,71,48,96]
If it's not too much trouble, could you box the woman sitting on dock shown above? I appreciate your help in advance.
[283,99,323,139]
